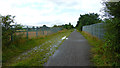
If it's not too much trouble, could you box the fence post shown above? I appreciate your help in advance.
[36,27,38,37]
[11,26,13,41]
[50,28,52,34]
[46,28,48,35]
[42,28,44,35]
[11,33,13,42]
[26,26,28,39]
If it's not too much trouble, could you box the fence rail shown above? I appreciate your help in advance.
[82,23,106,39]
[11,27,63,41]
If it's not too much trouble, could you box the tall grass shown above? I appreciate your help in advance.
[2,35,46,65]
[80,31,110,66]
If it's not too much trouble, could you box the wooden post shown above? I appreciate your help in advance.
[11,27,13,41]
[36,27,38,37]
[46,28,48,35]
[42,28,44,35]
[11,33,13,41]
[26,26,28,39]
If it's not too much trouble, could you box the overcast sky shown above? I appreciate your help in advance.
[0,0,104,27]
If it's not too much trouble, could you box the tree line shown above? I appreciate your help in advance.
[53,23,74,29]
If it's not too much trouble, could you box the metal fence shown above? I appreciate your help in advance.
[11,27,63,41]
[82,23,106,39]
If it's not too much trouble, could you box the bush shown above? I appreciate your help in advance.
[103,18,120,66]
[1,15,23,46]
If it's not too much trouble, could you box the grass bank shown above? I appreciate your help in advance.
[78,29,120,66]
[3,29,73,66]
[80,31,110,66]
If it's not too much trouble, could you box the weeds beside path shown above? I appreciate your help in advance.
[80,31,112,66]
[3,29,73,66]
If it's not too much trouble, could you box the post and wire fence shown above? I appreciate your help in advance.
[82,23,106,39]
[11,27,63,41]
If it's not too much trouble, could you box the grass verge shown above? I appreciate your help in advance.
[2,29,73,66]
[80,31,111,66]
[79,30,120,66]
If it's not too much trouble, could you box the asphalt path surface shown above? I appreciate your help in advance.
[44,30,91,66]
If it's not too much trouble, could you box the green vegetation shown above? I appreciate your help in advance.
[76,1,120,66]
[81,29,120,66]
[101,1,120,66]
[102,1,120,18]
[53,23,74,29]
[81,31,108,66]
[78,21,120,66]
[3,29,73,66]
[1,15,23,46]
[62,23,74,29]
[76,13,101,31]
[102,18,120,66]
[1,14,74,66]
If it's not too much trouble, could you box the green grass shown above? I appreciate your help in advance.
[80,31,109,66]
[79,30,120,66]
[3,29,74,66]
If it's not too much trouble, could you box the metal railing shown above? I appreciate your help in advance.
[82,23,106,39]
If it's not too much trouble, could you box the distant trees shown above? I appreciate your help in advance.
[76,13,101,31]
[53,23,74,29]
[43,25,47,27]
[53,25,57,27]
[32,26,35,29]
[62,23,74,29]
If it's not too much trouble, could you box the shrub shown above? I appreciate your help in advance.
[103,18,120,66]
[1,15,22,46]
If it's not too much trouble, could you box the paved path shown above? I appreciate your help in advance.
[44,30,91,66]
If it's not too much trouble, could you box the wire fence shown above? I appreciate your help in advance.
[82,23,106,39]
[11,27,63,41]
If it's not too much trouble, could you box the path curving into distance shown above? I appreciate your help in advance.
[44,30,92,66]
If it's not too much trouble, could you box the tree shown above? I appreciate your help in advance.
[53,25,57,27]
[32,26,35,29]
[102,1,120,52]
[76,13,101,31]
[52,23,74,29]
[99,1,120,65]
[43,25,47,27]
[68,22,74,29]
[62,23,74,29]
[102,1,120,18]
[1,15,22,46]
